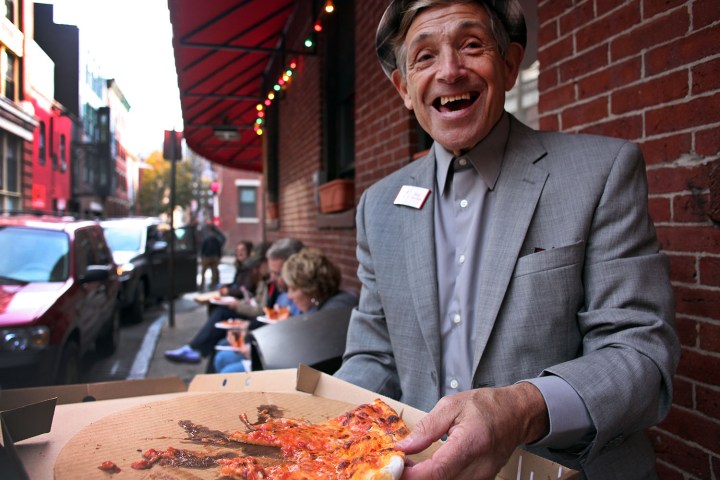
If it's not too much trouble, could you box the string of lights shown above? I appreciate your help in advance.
[254,0,335,136]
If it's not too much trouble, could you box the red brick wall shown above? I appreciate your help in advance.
[538,1,720,477]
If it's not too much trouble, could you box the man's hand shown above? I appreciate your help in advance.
[397,382,549,480]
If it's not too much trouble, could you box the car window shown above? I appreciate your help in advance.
[174,226,196,252]
[74,229,95,275]
[103,224,143,252]
[0,226,70,282]
[88,227,113,264]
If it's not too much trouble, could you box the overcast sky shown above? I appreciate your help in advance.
[41,0,184,158]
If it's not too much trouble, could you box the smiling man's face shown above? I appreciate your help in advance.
[391,2,523,156]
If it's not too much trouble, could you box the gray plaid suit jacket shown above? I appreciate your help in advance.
[335,115,679,478]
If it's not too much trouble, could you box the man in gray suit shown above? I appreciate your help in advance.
[334,0,680,478]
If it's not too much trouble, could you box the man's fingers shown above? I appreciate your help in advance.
[401,437,476,480]
[397,402,455,454]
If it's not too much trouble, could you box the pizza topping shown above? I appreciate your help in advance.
[128,399,408,479]
[97,460,121,473]
[130,446,236,470]
[180,419,233,445]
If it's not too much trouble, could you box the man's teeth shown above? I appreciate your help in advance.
[440,93,471,105]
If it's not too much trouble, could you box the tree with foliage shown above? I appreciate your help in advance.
[136,150,195,218]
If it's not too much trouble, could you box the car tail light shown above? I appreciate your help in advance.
[0,326,50,352]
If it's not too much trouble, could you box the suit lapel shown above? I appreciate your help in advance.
[400,153,443,374]
[472,120,549,373]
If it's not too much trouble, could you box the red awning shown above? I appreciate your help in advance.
[168,0,302,172]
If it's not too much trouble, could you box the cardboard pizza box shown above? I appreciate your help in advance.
[1,366,578,479]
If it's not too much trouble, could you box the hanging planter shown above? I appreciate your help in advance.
[318,179,355,213]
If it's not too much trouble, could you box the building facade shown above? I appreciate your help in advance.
[0,0,37,212]
[34,2,129,218]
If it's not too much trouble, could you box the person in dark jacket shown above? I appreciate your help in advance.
[199,217,226,291]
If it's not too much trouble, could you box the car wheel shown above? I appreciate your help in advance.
[124,279,146,323]
[96,307,121,355]
[56,340,80,385]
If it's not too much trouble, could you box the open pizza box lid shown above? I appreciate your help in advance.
[1,366,578,479]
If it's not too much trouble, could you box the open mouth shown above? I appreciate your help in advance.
[433,92,479,113]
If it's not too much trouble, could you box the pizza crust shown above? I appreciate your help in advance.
[379,454,405,480]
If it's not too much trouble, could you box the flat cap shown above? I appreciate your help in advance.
[376,0,527,78]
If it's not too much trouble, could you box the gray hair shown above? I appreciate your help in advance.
[394,0,511,78]
[266,238,304,261]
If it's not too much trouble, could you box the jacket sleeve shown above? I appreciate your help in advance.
[543,141,679,465]
[334,190,402,400]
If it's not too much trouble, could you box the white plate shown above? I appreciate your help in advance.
[214,321,248,330]
[214,344,243,351]
[209,296,237,305]
[255,315,279,324]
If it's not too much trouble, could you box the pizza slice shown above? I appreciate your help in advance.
[225,398,409,479]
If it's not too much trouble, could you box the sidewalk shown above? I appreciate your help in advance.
[143,255,236,384]
[144,296,211,384]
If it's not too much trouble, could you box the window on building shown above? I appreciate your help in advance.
[265,101,279,205]
[322,0,355,181]
[505,60,539,129]
[60,134,67,172]
[39,122,46,166]
[0,131,20,211]
[4,0,15,23]
[2,49,18,101]
[236,185,258,220]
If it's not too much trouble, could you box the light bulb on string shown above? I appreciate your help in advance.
[305,33,315,48]
[314,21,322,32]
[324,0,334,13]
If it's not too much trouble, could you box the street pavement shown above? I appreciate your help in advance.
[80,256,235,386]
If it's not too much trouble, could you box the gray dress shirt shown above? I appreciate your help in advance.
[433,112,592,448]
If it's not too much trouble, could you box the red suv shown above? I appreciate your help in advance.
[0,214,120,388]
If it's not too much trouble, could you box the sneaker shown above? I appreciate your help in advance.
[164,345,201,364]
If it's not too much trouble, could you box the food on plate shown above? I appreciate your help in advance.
[97,460,121,473]
[130,398,409,479]
[215,319,249,330]
[263,306,291,321]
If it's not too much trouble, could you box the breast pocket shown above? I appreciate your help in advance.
[513,240,585,278]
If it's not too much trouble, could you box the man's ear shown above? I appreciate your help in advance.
[503,43,525,91]
[391,69,414,111]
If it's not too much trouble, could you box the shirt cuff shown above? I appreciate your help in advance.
[520,376,594,449]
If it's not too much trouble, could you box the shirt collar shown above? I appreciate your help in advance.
[434,111,510,193]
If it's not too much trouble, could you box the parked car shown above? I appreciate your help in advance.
[101,217,198,323]
[0,214,120,388]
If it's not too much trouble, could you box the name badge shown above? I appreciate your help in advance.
[394,185,431,209]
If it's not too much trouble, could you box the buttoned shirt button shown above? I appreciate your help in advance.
[449,379,459,389]
[458,254,466,264]
[459,199,468,208]
[457,158,468,167]
[452,313,462,324]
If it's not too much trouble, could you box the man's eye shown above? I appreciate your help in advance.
[414,52,434,64]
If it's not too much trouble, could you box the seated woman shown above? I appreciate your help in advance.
[213,247,357,373]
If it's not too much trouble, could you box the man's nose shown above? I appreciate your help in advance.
[436,49,465,83]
